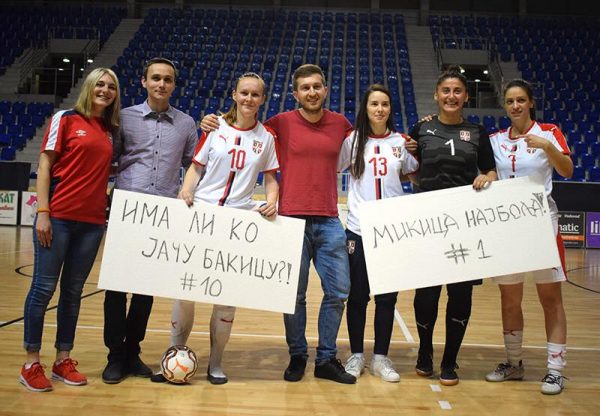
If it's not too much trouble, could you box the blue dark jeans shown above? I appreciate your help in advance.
[284,216,350,364]
[23,217,104,352]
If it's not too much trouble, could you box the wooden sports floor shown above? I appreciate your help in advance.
[1,225,599,415]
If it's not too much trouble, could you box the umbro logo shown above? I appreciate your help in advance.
[75,129,87,137]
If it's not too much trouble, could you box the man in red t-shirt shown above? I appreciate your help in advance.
[202,64,355,384]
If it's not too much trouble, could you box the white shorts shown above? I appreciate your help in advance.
[493,207,567,285]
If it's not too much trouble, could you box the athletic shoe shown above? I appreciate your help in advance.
[485,361,524,382]
[415,353,434,377]
[314,357,357,384]
[283,355,307,382]
[439,365,459,386]
[102,360,127,384]
[344,354,366,379]
[541,373,567,395]
[370,356,400,383]
[207,367,228,385]
[20,362,52,392]
[128,355,153,377]
[150,372,167,383]
[51,358,87,386]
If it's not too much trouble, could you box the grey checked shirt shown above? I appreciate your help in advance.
[114,101,198,198]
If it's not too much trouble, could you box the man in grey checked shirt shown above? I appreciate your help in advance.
[102,57,198,384]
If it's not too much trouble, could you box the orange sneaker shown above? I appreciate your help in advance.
[20,362,53,392]
[51,358,87,386]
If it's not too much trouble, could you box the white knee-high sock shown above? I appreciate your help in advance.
[503,330,523,366]
[547,342,566,375]
[209,305,236,377]
[171,300,195,346]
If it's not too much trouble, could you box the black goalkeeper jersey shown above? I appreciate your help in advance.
[410,116,496,192]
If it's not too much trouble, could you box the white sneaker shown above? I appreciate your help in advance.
[485,361,524,382]
[541,373,566,395]
[344,354,365,379]
[370,356,400,383]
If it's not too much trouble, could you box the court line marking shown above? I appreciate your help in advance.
[394,308,415,343]
[3,321,600,352]
[0,249,33,256]
[438,400,452,410]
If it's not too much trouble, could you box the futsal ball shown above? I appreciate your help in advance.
[160,345,198,384]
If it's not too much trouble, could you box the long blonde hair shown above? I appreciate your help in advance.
[74,67,120,130]
[221,72,265,125]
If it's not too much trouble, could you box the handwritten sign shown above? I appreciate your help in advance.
[98,190,305,314]
[359,176,560,294]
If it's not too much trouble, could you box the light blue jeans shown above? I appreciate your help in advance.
[284,216,350,364]
[24,217,104,352]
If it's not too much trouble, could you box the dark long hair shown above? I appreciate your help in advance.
[350,84,396,179]
[503,78,537,120]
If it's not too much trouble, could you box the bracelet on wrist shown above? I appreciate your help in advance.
[37,208,51,213]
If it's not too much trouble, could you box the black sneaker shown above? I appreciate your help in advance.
[102,360,127,384]
[206,369,228,385]
[284,355,307,382]
[128,355,153,377]
[440,364,459,386]
[415,353,434,377]
[314,358,356,384]
[150,372,167,383]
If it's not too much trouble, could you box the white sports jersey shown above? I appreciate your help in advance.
[339,130,419,235]
[193,116,279,210]
[490,121,569,212]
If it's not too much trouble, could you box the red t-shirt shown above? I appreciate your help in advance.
[264,110,351,216]
[41,110,113,224]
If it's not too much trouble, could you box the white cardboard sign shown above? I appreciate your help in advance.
[359,176,560,294]
[98,189,305,314]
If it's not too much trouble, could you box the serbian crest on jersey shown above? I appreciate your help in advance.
[392,146,402,158]
[252,140,263,154]
[459,130,471,141]
[347,240,356,254]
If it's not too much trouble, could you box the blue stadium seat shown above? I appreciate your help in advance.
[571,165,585,181]
[580,153,596,169]
[498,116,511,130]
[573,141,588,155]
[0,146,16,160]
[0,132,10,147]
[467,114,480,124]
[588,166,600,182]
[482,115,496,131]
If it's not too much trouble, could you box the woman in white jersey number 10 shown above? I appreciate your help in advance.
[485,79,573,395]
[154,72,279,385]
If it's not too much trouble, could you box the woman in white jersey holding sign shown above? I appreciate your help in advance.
[485,79,573,395]
[152,72,279,385]
[338,84,418,382]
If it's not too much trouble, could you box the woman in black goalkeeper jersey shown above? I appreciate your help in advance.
[410,66,497,386]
